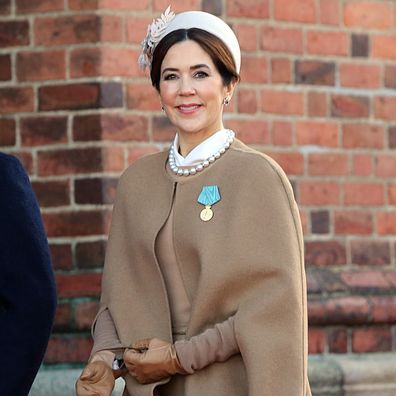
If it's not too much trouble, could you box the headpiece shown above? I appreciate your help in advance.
[138,6,241,73]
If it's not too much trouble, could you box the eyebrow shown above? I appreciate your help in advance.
[162,64,210,75]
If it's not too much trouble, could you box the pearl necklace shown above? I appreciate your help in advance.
[168,130,235,176]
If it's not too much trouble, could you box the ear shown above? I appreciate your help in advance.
[225,79,238,100]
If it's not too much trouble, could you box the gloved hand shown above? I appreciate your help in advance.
[75,351,116,396]
[124,338,187,384]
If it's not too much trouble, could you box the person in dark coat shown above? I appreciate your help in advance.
[0,152,57,396]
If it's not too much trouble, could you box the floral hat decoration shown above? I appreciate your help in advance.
[138,6,241,73]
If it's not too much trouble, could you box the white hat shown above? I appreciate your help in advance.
[138,7,241,73]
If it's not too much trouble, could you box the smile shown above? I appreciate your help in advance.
[176,104,202,114]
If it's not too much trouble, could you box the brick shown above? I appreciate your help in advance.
[0,54,11,81]
[331,95,369,118]
[385,66,396,89]
[127,83,161,111]
[49,243,72,270]
[386,272,396,287]
[126,16,154,45]
[240,56,268,83]
[272,121,293,146]
[53,303,71,331]
[234,24,258,52]
[0,0,11,14]
[39,82,122,111]
[32,180,70,208]
[237,89,257,114]
[226,120,270,145]
[34,15,101,46]
[328,329,347,353]
[13,152,33,175]
[0,20,29,47]
[352,154,372,177]
[295,60,335,86]
[274,0,315,23]
[75,177,118,205]
[389,184,396,205]
[320,0,340,25]
[351,33,369,57]
[310,268,347,293]
[261,27,303,54]
[373,35,396,60]
[305,240,346,266]
[21,116,67,146]
[38,147,124,176]
[300,209,309,234]
[335,211,373,235]
[128,146,161,164]
[299,182,340,205]
[344,1,392,29]
[73,113,148,142]
[296,121,338,146]
[227,0,269,18]
[100,0,149,10]
[16,0,63,13]
[100,15,123,42]
[75,301,99,330]
[307,31,348,56]
[308,297,369,325]
[68,0,98,10]
[70,47,140,78]
[343,124,384,149]
[202,0,222,15]
[153,116,176,142]
[311,210,329,234]
[153,0,200,12]
[43,210,109,237]
[76,240,106,269]
[351,240,390,266]
[375,97,396,121]
[340,63,381,88]
[376,155,396,178]
[390,126,396,149]
[308,153,348,176]
[344,183,384,206]
[265,152,304,176]
[308,328,325,354]
[0,87,34,114]
[371,297,396,323]
[17,50,65,82]
[352,328,392,353]
[341,271,390,291]
[377,212,396,235]
[0,118,16,146]
[45,337,93,364]
[308,91,327,117]
[271,58,291,84]
[261,89,303,115]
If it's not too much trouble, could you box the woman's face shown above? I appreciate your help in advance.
[159,39,234,142]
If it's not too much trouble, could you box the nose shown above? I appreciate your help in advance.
[179,76,195,96]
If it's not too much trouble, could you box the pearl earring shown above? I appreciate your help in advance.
[223,96,231,106]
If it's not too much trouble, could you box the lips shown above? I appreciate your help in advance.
[176,103,202,114]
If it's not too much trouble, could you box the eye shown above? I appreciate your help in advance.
[194,71,209,79]
[163,73,178,81]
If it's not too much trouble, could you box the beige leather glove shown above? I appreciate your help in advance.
[75,351,116,396]
[124,338,187,384]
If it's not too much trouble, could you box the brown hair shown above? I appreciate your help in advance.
[150,28,240,91]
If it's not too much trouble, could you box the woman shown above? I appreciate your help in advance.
[76,8,311,396]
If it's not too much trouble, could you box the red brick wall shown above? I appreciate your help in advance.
[1,0,396,363]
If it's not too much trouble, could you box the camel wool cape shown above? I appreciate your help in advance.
[95,139,311,396]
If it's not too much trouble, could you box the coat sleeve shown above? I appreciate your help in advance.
[0,154,57,396]
[233,156,310,396]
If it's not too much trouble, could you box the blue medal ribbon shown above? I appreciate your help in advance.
[197,185,221,206]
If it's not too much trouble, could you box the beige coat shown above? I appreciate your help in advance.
[96,139,311,396]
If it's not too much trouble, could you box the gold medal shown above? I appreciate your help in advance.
[200,205,213,222]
